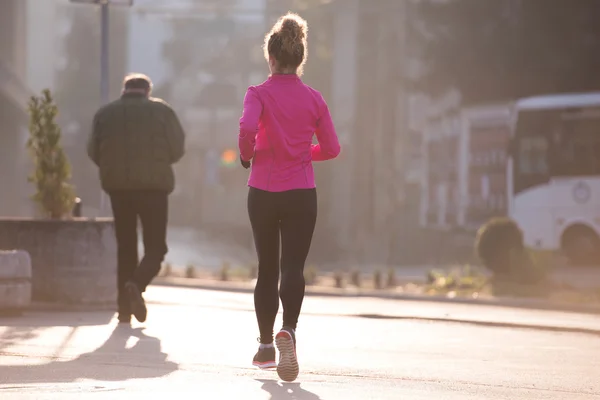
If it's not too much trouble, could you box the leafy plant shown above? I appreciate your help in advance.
[185,264,197,278]
[350,270,362,288]
[220,261,231,281]
[373,270,383,290]
[475,217,525,277]
[386,268,397,288]
[333,270,344,288]
[26,89,76,218]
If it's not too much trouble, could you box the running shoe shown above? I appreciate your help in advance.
[253,342,277,369]
[275,326,299,382]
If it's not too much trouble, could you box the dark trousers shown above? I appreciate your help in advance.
[248,187,317,344]
[110,190,169,315]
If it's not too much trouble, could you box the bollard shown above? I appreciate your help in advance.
[72,197,82,217]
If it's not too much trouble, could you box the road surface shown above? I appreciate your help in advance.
[0,286,599,399]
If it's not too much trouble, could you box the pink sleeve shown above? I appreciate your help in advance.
[238,87,262,162]
[311,96,341,161]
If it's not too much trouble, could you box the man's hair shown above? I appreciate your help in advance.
[123,73,153,92]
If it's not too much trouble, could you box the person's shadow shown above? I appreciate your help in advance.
[257,379,322,400]
[0,323,178,384]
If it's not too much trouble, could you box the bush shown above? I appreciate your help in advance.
[333,270,345,288]
[220,262,231,281]
[386,268,397,288]
[350,270,361,288]
[27,89,76,218]
[373,270,383,290]
[426,265,488,295]
[185,264,196,279]
[475,217,524,275]
[475,218,544,284]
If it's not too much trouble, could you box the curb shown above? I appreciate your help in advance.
[152,277,600,315]
[28,302,115,312]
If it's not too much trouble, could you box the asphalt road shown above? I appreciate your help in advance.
[0,286,599,399]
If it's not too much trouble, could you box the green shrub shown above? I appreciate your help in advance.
[475,217,525,275]
[220,262,231,281]
[426,265,488,294]
[333,270,344,288]
[27,89,76,218]
[373,270,383,290]
[476,218,545,284]
[350,270,361,288]
[386,268,397,288]
[185,264,196,279]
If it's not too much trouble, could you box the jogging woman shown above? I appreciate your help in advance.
[238,12,341,382]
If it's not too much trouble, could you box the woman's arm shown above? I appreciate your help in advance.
[311,97,341,161]
[238,87,262,162]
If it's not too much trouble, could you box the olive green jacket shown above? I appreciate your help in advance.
[87,93,185,193]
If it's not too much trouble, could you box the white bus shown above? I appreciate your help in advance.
[508,92,600,265]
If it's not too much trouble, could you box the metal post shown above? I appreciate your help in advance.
[99,2,109,212]
[70,0,133,215]
[100,3,109,105]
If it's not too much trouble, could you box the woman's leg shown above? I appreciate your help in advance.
[275,188,317,381]
[278,188,317,331]
[248,187,281,344]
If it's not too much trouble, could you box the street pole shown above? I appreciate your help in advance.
[70,0,133,215]
[100,2,109,106]
[99,2,109,212]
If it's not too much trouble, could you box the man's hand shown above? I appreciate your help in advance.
[240,155,251,169]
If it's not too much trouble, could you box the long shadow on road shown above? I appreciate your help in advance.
[257,379,322,400]
[0,311,115,353]
[356,313,600,337]
[0,324,178,385]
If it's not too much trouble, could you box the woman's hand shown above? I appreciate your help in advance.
[240,155,251,169]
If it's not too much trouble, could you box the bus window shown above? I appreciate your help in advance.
[512,110,553,194]
[551,116,600,177]
[518,136,549,175]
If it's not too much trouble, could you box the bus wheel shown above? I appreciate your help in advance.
[561,225,600,267]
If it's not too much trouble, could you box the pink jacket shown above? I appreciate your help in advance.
[238,74,341,192]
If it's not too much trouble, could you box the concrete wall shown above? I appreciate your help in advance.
[0,219,117,306]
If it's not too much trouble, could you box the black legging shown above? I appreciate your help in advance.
[248,187,317,344]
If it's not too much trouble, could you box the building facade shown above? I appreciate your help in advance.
[0,0,32,216]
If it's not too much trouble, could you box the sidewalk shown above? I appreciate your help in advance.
[142,286,600,334]
[152,276,600,316]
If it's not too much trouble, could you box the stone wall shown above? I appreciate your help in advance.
[0,250,31,313]
[0,218,116,306]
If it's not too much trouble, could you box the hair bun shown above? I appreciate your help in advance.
[263,12,309,75]
[279,13,308,53]
[281,16,306,42]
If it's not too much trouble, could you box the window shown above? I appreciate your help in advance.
[518,136,549,175]
[551,116,600,176]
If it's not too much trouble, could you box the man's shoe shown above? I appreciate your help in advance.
[252,344,277,369]
[118,313,131,324]
[125,281,147,323]
[275,327,299,382]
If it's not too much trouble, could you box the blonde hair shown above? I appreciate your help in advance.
[263,12,308,75]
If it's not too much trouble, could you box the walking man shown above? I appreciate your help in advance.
[87,73,185,324]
